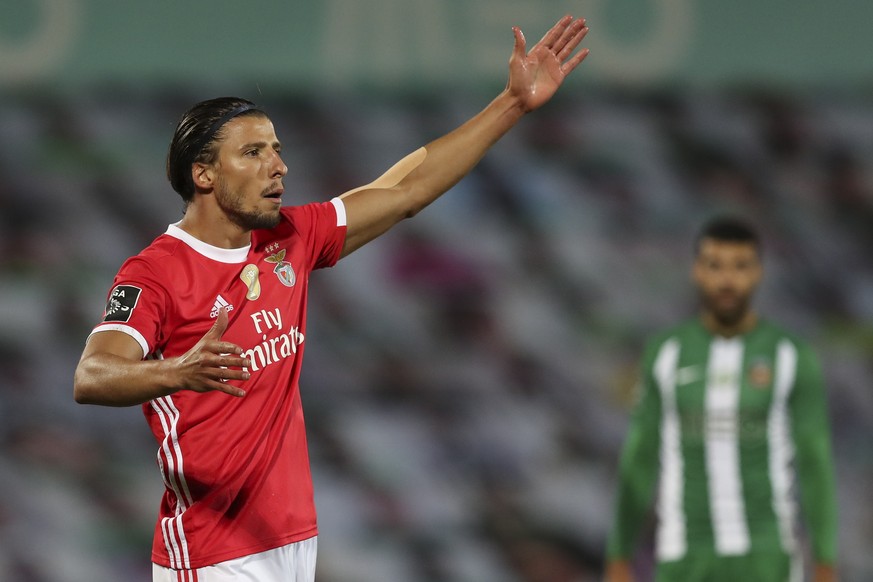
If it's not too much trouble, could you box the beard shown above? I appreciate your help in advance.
[701,289,752,328]
[215,177,282,231]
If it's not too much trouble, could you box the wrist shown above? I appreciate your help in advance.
[494,88,528,118]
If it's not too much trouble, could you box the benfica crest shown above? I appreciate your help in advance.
[265,249,296,287]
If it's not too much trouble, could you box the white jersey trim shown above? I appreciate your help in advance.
[166,223,251,263]
[146,348,193,569]
[88,324,149,359]
[770,339,799,555]
[150,391,194,569]
[331,197,347,227]
[654,338,686,561]
[705,337,751,555]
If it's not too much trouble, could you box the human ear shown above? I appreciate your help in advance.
[191,163,214,191]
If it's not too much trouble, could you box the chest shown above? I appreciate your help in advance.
[669,337,783,428]
[163,243,311,354]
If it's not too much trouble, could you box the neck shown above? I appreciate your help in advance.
[177,201,251,249]
[700,310,758,338]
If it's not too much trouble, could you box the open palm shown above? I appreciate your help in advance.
[507,15,590,112]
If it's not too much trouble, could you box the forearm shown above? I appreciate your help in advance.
[339,90,525,255]
[609,387,661,559]
[797,441,839,562]
[74,353,180,407]
[607,447,659,559]
[813,563,838,582]
[607,481,651,560]
[396,89,525,214]
[791,353,838,563]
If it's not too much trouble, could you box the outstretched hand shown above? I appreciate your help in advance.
[172,307,250,397]
[507,15,590,112]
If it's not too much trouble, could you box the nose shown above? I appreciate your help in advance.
[270,151,288,178]
[715,272,737,290]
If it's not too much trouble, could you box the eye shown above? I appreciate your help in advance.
[245,148,259,157]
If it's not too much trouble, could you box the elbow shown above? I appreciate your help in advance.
[386,183,426,220]
[73,378,91,405]
[400,184,435,219]
[73,363,99,405]
[403,204,424,220]
[73,389,92,405]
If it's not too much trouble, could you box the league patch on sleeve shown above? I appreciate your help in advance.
[103,285,142,323]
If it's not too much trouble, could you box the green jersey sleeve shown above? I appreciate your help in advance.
[606,339,664,559]
[789,340,838,564]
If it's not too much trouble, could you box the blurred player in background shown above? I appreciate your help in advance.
[73,14,589,582]
[604,217,838,582]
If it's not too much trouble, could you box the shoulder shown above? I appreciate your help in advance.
[634,319,697,373]
[124,233,182,264]
[135,233,184,259]
[753,320,822,377]
[755,319,814,351]
[646,318,703,350]
[114,234,188,290]
[280,200,343,225]
[254,201,343,243]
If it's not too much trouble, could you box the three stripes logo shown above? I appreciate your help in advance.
[209,295,234,318]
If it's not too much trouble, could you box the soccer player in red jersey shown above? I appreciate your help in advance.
[73,15,589,581]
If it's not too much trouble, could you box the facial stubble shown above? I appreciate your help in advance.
[215,176,282,231]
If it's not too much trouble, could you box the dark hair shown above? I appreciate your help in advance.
[694,216,761,254]
[166,97,266,202]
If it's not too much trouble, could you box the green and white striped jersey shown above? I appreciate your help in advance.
[607,318,837,565]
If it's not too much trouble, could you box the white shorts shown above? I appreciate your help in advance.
[152,536,317,582]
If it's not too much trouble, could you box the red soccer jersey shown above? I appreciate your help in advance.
[89,199,347,569]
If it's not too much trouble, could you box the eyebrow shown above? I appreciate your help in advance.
[239,140,282,150]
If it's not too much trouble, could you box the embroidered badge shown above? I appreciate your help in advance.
[747,358,773,389]
[104,285,141,323]
[240,264,261,300]
[265,249,295,287]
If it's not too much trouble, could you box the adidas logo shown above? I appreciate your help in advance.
[210,295,234,318]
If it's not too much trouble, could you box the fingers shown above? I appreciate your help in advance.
[536,14,574,50]
[217,384,247,398]
[209,351,251,383]
[555,19,589,62]
[176,305,252,396]
[203,378,247,398]
[201,308,245,356]
[561,47,590,75]
[518,15,589,67]
[215,353,251,370]
[204,306,229,340]
[191,352,251,396]
[511,26,526,61]
[213,341,245,356]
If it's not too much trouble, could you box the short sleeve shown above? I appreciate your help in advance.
[273,199,347,271]
[88,256,169,359]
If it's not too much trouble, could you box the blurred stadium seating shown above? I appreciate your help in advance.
[0,86,871,581]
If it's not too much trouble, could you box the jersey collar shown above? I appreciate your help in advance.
[165,222,251,264]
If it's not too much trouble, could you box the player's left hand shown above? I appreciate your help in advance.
[507,14,590,112]
[813,563,837,582]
